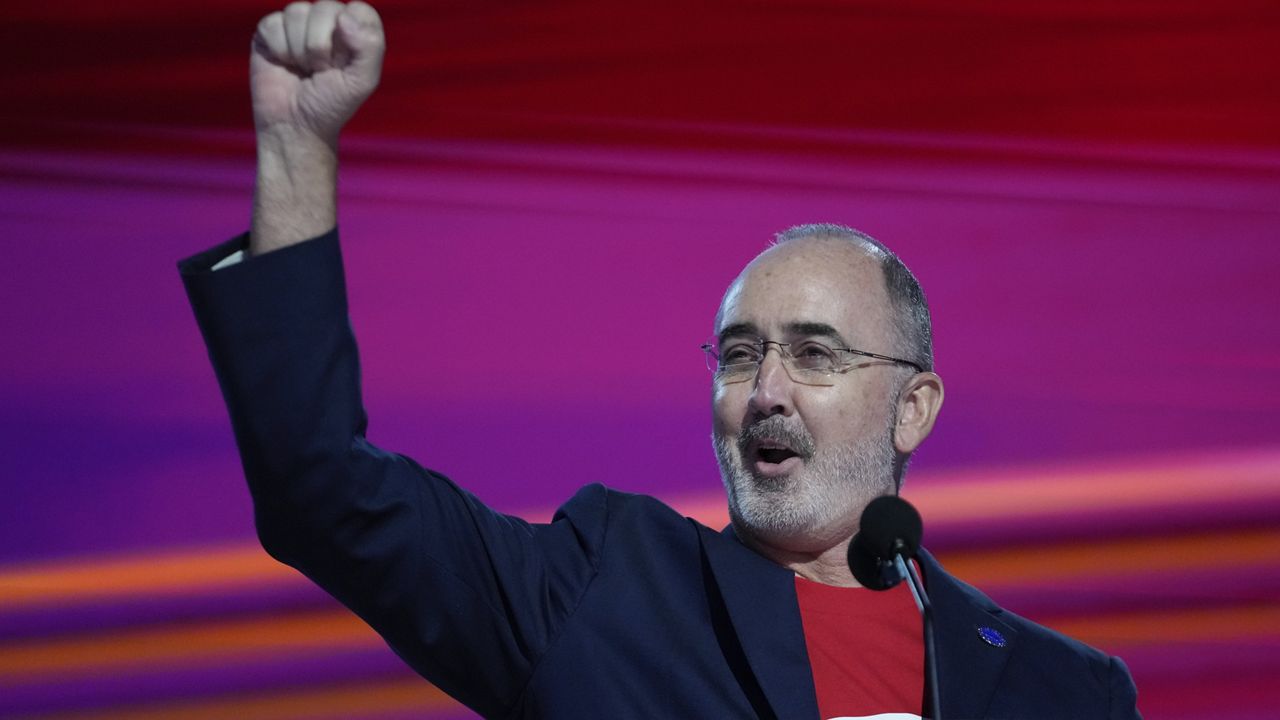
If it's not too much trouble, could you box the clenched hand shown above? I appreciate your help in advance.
[249,1,385,256]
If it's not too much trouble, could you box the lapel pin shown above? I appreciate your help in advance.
[977,626,1007,648]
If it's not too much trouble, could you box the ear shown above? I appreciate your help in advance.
[892,371,944,455]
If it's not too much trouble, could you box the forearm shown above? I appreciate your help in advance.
[183,234,414,597]
[250,127,338,256]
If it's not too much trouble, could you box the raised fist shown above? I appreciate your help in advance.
[251,1,385,145]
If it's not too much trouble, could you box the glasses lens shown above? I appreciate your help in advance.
[788,366,836,386]
[704,340,754,383]
[717,363,758,383]
[702,340,846,386]
[789,341,839,372]
[703,339,840,386]
[779,342,834,386]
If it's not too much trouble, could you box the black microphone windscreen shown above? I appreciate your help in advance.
[859,495,923,559]
[846,496,924,590]
[848,531,894,590]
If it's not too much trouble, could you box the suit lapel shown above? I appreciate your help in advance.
[919,549,1017,720]
[697,531,1015,720]
[698,524,820,720]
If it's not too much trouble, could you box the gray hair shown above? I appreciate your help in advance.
[773,223,934,373]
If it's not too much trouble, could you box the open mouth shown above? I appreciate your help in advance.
[757,446,799,465]
[736,418,813,478]
[749,440,804,476]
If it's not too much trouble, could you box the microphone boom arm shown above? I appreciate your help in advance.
[894,552,941,720]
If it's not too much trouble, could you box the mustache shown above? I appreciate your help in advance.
[738,415,816,459]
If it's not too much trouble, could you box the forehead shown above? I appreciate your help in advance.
[715,237,893,343]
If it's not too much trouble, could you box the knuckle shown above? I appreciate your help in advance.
[258,12,282,32]
[349,2,381,24]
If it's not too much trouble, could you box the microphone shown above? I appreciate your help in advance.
[847,495,942,720]
[847,494,922,589]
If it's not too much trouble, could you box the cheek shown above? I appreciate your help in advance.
[801,384,887,440]
[711,384,744,435]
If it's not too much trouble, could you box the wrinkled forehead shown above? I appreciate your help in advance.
[714,237,894,343]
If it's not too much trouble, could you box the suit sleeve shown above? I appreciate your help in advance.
[179,230,605,718]
[1109,655,1142,719]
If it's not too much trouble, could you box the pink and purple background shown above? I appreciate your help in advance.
[2,1,1279,718]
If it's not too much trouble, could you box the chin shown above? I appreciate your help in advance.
[721,467,853,552]
[714,431,896,553]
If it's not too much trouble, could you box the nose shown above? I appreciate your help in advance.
[748,344,795,418]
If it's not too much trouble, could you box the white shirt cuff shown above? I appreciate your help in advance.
[211,249,246,271]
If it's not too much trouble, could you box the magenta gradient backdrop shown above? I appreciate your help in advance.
[2,2,1279,718]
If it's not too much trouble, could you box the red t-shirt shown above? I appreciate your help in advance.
[795,575,924,720]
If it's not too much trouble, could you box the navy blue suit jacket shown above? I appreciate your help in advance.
[181,230,1140,719]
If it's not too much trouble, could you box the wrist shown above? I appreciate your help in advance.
[255,123,338,188]
[251,127,338,257]
[255,122,338,161]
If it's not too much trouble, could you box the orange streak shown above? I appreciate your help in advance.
[1045,603,1280,648]
[938,527,1280,586]
[0,544,294,606]
[909,449,1280,523]
[34,677,460,720]
[0,608,376,681]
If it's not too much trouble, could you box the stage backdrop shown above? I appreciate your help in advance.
[2,2,1279,718]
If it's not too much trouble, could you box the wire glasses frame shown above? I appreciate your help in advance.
[701,338,925,386]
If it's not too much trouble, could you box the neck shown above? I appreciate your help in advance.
[736,526,861,587]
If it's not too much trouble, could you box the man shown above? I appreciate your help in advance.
[712,225,941,588]
[180,2,1141,718]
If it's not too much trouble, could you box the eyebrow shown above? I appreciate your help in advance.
[717,322,760,342]
[717,321,850,347]
[785,322,850,347]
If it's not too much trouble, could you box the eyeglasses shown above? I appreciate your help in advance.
[701,337,924,386]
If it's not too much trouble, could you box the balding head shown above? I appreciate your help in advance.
[765,224,933,373]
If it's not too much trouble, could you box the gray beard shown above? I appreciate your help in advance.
[714,415,897,552]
